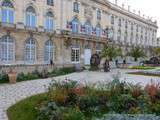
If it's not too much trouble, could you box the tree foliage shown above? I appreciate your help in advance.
[153,47,160,56]
[128,47,146,61]
[101,44,122,61]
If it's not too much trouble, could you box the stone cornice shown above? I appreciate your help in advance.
[108,2,158,28]
[87,0,157,28]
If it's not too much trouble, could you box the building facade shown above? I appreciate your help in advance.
[0,0,158,72]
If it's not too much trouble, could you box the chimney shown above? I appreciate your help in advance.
[128,5,130,11]
[115,0,117,5]
[133,9,136,13]
[122,3,124,8]
[143,14,145,18]
[138,11,141,16]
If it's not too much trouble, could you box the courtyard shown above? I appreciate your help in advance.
[0,69,160,120]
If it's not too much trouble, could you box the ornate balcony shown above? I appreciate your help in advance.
[61,30,108,43]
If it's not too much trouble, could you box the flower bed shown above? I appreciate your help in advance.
[7,78,160,120]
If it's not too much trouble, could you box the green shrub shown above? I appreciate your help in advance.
[37,102,63,120]
[108,94,138,113]
[0,73,9,83]
[62,108,85,120]
[17,72,26,82]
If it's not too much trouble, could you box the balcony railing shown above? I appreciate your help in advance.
[61,30,108,42]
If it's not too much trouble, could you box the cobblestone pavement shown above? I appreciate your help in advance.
[0,69,160,120]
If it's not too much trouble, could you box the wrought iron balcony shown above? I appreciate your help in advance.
[61,30,108,43]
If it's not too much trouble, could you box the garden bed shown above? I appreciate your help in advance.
[0,67,76,84]
[7,78,160,120]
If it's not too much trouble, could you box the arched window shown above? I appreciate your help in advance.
[26,6,36,27]
[45,11,54,31]
[96,24,101,37]
[85,21,92,35]
[0,35,14,62]
[72,17,79,33]
[1,0,14,24]
[44,40,54,63]
[25,38,36,63]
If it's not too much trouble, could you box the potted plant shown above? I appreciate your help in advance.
[8,68,17,84]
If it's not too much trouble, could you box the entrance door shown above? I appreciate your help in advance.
[84,49,91,65]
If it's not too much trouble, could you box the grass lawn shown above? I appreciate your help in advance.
[128,66,156,70]
[7,94,48,120]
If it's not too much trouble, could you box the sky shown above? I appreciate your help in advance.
[108,0,160,37]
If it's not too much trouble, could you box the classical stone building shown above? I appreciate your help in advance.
[0,0,158,73]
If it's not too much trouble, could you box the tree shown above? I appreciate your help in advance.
[128,47,146,62]
[153,47,160,56]
[101,44,122,72]
[101,44,122,61]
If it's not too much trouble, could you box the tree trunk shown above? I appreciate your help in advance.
[104,59,110,72]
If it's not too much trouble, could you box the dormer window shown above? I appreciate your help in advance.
[47,0,54,6]
[73,2,80,13]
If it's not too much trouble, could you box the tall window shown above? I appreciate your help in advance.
[25,38,36,63]
[96,24,101,37]
[0,35,14,62]
[111,15,114,25]
[44,40,54,63]
[72,18,79,33]
[85,21,92,35]
[45,12,54,31]
[73,2,79,13]
[26,6,36,27]
[97,9,101,20]
[71,46,80,63]
[1,1,14,24]
[125,21,128,29]
[47,0,54,6]
[117,29,121,41]
[118,18,121,27]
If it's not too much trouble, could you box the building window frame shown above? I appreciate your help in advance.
[44,40,54,64]
[45,11,54,31]
[1,1,14,24]
[47,0,54,6]
[97,9,101,20]
[73,2,80,13]
[25,37,36,64]
[71,46,80,63]
[71,18,79,33]
[0,35,15,63]
[26,6,37,28]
